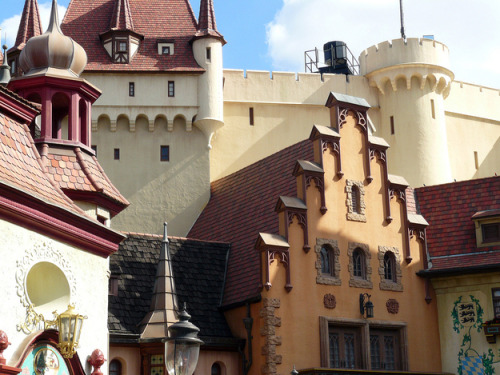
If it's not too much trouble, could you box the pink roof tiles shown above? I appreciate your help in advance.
[9,0,43,53]
[61,0,204,72]
[416,176,500,271]
[188,140,313,307]
[194,0,225,43]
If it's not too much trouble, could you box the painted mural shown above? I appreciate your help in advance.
[20,344,70,375]
[452,295,500,375]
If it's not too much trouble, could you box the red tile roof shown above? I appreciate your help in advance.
[61,0,204,72]
[194,0,225,43]
[9,0,43,54]
[188,140,313,307]
[43,148,129,210]
[416,176,500,271]
[110,0,135,31]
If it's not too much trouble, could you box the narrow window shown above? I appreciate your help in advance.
[129,82,135,97]
[91,145,97,156]
[492,289,500,318]
[353,248,365,279]
[351,186,361,214]
[474,151,479,170]
[114,148,120,160]
[328,326,361,369]
[109,360,122,375]
[10,59,16,75]
[206,47,212,62]
[383,252,396,282]
[390,116,395,135]
[370,330,400,370]
[160,145,170,162]
[168,81,175,97]
[249,107,254,126]
[320,246,334,276]
[430,99,436,119]
[109,276,119,296]
[211,363,221,375]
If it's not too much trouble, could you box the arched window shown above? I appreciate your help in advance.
[211,363,222,375]
[353,248,365,279]
[320,246,334,276]
[109,360,122,375]
[351,185,361,214]
[384,252,396,282]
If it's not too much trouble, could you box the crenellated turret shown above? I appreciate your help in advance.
[192,0,226,148]
[359,38,454,187]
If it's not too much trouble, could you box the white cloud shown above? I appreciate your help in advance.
[0,2,67,49]
[266,0,500,88]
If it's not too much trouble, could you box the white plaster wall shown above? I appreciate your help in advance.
[0,219,110,375]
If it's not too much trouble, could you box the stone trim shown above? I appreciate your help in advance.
[378,246,403,292]
[347,242,372,288]
[346,180,366,222]
[315,238,341,286]
[260,298,282,375]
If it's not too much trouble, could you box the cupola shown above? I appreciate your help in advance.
[19,0,87,78]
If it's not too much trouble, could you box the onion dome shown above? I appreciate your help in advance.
[19,0,87,78]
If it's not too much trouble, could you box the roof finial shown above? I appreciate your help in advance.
[0,45,11,86]
[47,0,61,33]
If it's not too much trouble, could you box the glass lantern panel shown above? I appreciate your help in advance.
[166,342,200,375]
[60,317,70,342]
[75,318,83,343]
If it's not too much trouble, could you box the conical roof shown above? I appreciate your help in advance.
[19,0,87,78]
[10,0,43,53]
[194,0,226,44]
[110,0,135,31]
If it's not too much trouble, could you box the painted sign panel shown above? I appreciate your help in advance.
[20,344,70,375]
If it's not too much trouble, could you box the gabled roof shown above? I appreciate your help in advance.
[416,176,500,271]
[9,0,43,54]
[109,233,236,343]
[188,140,314,307]
[61,0,204,72]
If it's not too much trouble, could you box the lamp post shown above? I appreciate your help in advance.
[165,305,203,375]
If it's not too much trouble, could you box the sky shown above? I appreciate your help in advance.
[1,0,499,88]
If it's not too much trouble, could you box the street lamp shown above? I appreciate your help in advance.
[165,304,203,375]
[50,305,86,358]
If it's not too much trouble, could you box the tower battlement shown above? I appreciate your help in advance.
[360,38,451,75]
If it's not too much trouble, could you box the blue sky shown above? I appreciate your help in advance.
[1,0,499,88]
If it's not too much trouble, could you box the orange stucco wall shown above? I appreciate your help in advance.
[236,111,442,374]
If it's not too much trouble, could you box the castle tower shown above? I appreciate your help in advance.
[8,0,43,77]
[359,38,454,187]
[8,0,128,223]
[192,0,226,148]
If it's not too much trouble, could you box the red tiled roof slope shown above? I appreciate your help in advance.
[194,0,224,41]
[0,114,75,211]
[61,0,204,72]
[188,140,313,307]
[416,176,500,270]
[110,0,135,31]
[9,0,43,54]
[44,150,128,206]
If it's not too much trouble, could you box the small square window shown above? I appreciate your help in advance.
[483,223,500,243]
[118,41,127,52]
[114,148,120,160]
[160,145,170,162]
[168,81,175,97]
[162,46,170,55]
[129,82,135,97]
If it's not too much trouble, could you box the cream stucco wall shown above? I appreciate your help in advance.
[432,273,500,374]
[0,218,110,375]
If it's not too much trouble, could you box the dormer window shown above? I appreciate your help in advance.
[162,46,170,55]
[113,38,129,63]
[157,41,175,55]
[472,210,500,247]
[100,30,143,64]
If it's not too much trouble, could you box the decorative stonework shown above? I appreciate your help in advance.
[347,242,372,288]
[378,246,403,292]
[16,243,76,309]
[324,294,336,309]
[386,299,400,314]
[315,238,341,286]
[260,298,282,375]
[345,180,366,222]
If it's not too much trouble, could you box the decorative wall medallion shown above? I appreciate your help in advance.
[16,242,77,309]
[34,347,59,375]
[324,294,336,309]
[386,299,399,314]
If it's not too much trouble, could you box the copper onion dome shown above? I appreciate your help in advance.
[19,0,87,78]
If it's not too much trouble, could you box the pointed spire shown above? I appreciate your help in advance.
[46,0,61,33]
[139,223,179,339]
[14,0,43,49]
[110,0,135,31]
[194,0,226,44]
[0,45,11,86]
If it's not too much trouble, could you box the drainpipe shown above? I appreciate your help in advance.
[239,303,253,375]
